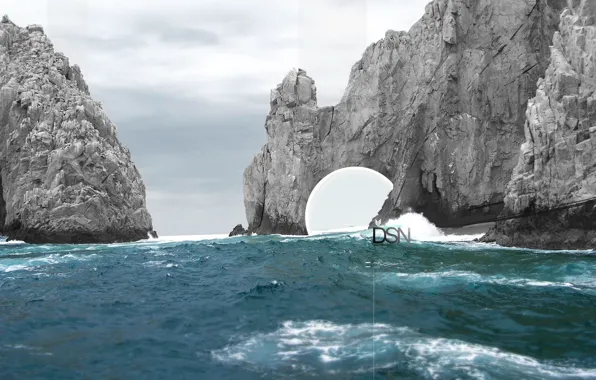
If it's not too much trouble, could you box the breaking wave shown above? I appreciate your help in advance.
[212,320,596,379]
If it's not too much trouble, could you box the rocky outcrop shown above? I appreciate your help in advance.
[244,0,566,235]
[488,0,596,249]
[228,224,248,237]
[0,16,154,244]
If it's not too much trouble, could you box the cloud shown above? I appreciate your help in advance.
[151,27,221,46]
[4,0,429,235]
[6,0,429,107]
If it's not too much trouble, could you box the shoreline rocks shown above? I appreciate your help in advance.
[228,224,249,237]
[489,1,596,250]
[0,16,154,244]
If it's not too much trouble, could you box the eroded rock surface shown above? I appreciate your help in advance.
[0,16,153,243]
[244,0,566,235]
[489,1,596,249]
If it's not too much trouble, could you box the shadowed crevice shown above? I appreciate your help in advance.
[0,171,5,233]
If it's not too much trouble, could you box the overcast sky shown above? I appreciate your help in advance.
[6,0,428,235]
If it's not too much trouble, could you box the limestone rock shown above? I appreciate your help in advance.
[490,0,596,249]
[244,0,566,235]
[0,18,154,243]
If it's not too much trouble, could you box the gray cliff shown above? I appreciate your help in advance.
[488,0,596,249]
[244,0,566,235]
[0,16,154,243]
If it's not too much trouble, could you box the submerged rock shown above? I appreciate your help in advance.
[0,16,154,243]
[490,1,596,249]
[243,0,565,235]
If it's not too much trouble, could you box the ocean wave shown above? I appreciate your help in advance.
[0,252,100,273]
[373,270,596,293]
[211,320,596,379]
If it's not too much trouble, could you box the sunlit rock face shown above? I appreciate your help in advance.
[0,16,154,243]
[489,0,596,249]
[243,0,566,235]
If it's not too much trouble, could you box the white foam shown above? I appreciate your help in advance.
[297,213,484,245]
[374,270,596,293]
[0,239,25,245]
[0,253,99,273]
[145,234,229,243]
[383,213,445,239]
[142,260,167,268]
[4,264,29,272]
[423,233,485,242]
[333,213,485,243]
[211,320,596,378]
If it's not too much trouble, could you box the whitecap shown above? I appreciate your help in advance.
[0,252,100,273]
[373,270,596,293]
[0,239,26,245]
[144,234,229,243]
[211,320,596,378]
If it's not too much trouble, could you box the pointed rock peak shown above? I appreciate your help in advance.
[1,15,11,24]
[270,68,317,110]
[282,68,299,83]
[281,68,313,83]
[288,67,314,79]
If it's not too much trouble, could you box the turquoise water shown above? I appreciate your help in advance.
[1,230,596,379]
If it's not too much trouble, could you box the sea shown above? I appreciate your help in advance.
[1,213,596,379]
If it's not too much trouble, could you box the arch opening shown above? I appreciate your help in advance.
[305,167,393,235]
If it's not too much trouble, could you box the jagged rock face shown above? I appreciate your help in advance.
[490,0,596,249]
[243,69,321,234]
[244,0,566,235]
[0,17,153,243]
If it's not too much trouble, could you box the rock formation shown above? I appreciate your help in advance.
[487,0,596,249]
[243,0,566,235]
[0,16,154,244]
[228,224,248,237]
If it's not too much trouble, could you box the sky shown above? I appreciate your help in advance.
[5,0,429,235]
